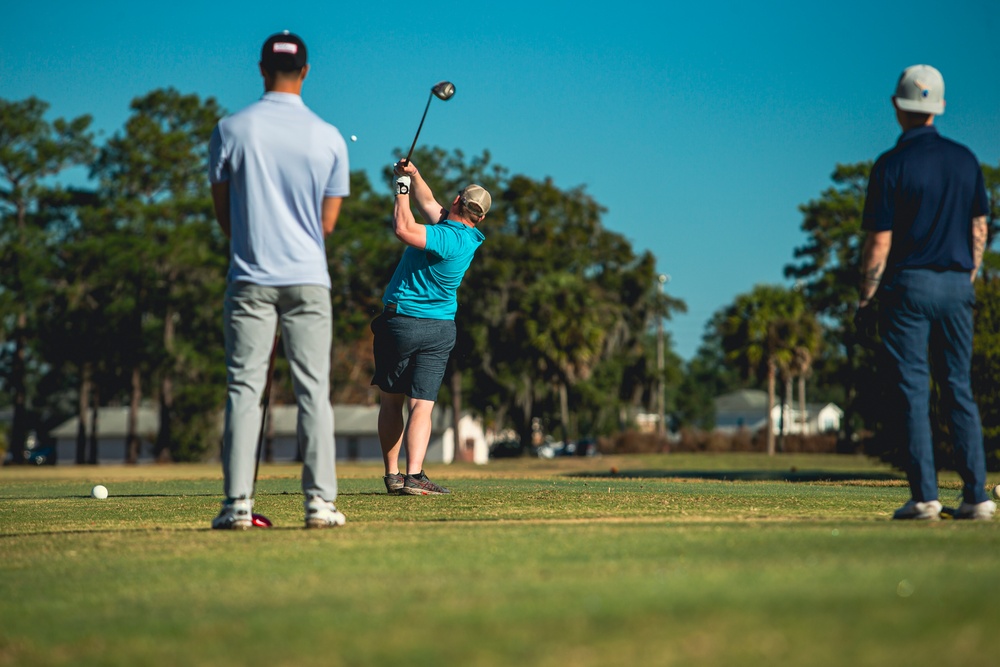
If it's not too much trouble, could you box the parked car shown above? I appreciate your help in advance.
[489,439,528,459]
[566,437,599,457]
[542,437,599,458]
[3,431,56,466]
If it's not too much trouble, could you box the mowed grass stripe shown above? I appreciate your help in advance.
[3,475,916,534]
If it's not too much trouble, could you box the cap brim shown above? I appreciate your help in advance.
[894,96,944,115]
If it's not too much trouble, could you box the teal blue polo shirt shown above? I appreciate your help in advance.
[383,219,485,320]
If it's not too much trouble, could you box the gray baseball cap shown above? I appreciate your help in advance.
[893,64,945,115]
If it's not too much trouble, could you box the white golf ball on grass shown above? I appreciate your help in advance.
[91,484,109,499]
[992,485,1000,501]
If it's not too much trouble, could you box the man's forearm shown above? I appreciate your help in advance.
[322,196,343,237]
[409,171,447,223]
[393,199,427,248]
[971,215,987,282]
[859,231,892,306]
[211,182,231,239]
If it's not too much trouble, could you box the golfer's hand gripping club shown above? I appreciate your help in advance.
[395,175,411,196]
[393,160,417,176]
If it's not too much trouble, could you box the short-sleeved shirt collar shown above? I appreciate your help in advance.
[261,91,305,106]
[897,125,938,146]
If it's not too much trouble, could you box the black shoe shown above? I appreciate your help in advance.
[400,471,450,495]
[383,472,405,495]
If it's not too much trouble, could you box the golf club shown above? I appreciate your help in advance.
[400,81,455,166]
[251,333,280,528]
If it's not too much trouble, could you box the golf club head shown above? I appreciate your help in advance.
[251,513,272,528]
[432,81,456,101]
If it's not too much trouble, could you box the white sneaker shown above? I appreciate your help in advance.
[212,497,253,530]
[305,496,346,529]
[954,499,996,520]
[892,499,943,520]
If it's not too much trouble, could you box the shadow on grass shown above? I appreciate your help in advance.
[568,469,904,483]
[0,525,315,539]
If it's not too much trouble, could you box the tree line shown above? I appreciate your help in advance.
[3,90,998,470]
[0,90,682,464]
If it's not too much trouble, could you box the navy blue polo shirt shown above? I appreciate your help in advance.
[862,126,988,272]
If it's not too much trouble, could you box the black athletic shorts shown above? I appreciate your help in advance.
[370,311,456,401]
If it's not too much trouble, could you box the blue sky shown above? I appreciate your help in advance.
[3,1,998,359]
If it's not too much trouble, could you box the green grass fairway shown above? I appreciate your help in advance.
[2,454,997,667]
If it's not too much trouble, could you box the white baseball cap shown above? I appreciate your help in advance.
[893,64,945,115]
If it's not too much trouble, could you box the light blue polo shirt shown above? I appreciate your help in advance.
[209,92,350,287]
[383,219,486,320]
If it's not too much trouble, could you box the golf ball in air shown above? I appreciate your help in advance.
[350,135,357,142]
[91,484,109,499]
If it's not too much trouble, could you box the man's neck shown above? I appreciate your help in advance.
[449,215,475,228]
[896,108,935,132]
[262,66,307,96]
[901,119,933,132]
[266,83,302,95]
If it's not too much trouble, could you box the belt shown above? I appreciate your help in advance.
[384,303,397,313]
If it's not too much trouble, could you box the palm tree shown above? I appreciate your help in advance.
[520,271,618,444]
[719,285,819,455]
[793,345,815,434]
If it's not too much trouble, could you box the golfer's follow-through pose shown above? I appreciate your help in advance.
[208,31,350,529]
[858,64,994,521]
[372,161,489,495]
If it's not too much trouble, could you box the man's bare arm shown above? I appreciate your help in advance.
[211,182,231,239]
[393,189,427,249]
[322,196,343,237]
[971,215,987,282]
[395,162,447,224]
[859,230,892,307]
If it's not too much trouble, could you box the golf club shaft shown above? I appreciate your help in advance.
[402,91,434,165]
[252,333,280,496]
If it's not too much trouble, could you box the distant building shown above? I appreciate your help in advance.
[769,401,843,436]
[48,404,488,465]
[49,406,159,465]
[713,389,841,436]
[713,390,770,433]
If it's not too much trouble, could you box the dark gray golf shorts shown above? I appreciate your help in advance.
[370,311,456,401]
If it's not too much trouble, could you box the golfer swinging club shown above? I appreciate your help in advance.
[371,161,489,495]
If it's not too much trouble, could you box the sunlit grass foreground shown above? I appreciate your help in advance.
[1,453,997,667]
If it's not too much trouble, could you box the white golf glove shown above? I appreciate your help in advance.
[395,175,411,196]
